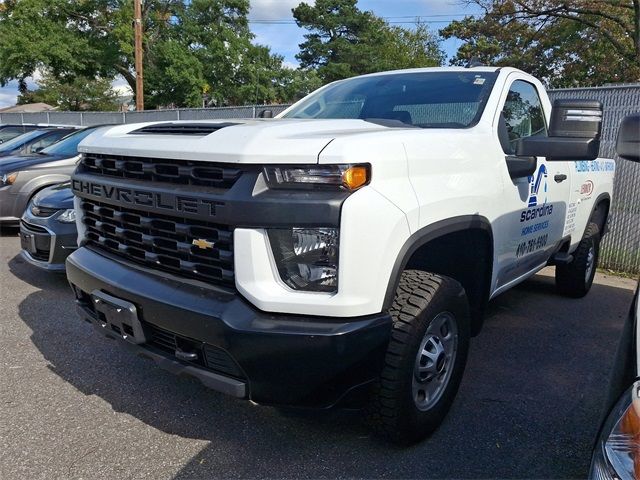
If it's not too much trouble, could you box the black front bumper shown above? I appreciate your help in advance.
[66,247,392,408]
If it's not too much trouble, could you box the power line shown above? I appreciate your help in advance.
[250,14,470,20]
[249,20,466,24]
[248,14,474,25]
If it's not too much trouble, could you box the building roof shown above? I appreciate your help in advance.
[0,103,56,113]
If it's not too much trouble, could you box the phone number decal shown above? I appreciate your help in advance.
[516,234,548,258]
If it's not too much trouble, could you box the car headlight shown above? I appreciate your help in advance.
[590,380,640,479]
[57,209,77,223]
[0,172,18,186]
[267,228,339,293]
[263,164,370,190]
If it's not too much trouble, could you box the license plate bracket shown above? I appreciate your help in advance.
[90,290,147,345]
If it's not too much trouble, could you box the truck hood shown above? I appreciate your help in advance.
[0,153,70,174]
[78,119,405,164]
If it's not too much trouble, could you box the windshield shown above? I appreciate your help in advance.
[41,128,96,156]
[283,71,499,128]
[0,129,47,152]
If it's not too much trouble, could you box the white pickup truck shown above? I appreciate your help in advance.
[66,66,615,444]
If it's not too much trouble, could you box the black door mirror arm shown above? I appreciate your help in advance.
[505,155,537,179]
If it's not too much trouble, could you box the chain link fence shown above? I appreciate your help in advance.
[548,85,640,274]
[1,86,638,273]
[0,104,292,126]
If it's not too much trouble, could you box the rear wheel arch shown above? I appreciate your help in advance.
[585,193,611,237]
[383,216,494,336]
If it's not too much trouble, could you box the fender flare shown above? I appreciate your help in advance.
[584,192,611,238]
[382,215,494,311]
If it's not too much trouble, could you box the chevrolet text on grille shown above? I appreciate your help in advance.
[71,179,223,217]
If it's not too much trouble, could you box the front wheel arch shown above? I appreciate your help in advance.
[383,216,494,336]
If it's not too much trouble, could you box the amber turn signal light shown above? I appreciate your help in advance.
[342,165,370,190]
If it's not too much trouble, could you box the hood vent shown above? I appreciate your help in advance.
[130,122,239,136]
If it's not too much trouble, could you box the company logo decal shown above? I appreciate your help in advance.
[527,164,548,207]
[580,180,594,196]
[520,204,553,223]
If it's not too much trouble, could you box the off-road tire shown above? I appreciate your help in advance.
[556,222,600,298]
[366,270,470,444]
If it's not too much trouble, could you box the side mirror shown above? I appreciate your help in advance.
[517,99,602,161]
[33,146,44,153]
[616,113,640,162]
[258,109,273,119]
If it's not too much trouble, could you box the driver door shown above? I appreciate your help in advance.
[493,77,571,293]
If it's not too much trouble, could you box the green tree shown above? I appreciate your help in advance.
[18,74,119,111]
[229,47,323,106]
[441,0,640,87]
[293,0,444,83]
[0,0,310,108]
[378,23,445,72]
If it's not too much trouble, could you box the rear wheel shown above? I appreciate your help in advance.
[556,222,600,298]
[367,270,470,444]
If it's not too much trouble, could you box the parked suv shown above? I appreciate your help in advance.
[66,67,615,443]
[0,126,101,224]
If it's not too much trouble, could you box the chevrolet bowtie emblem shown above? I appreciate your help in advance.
[192,238,215,250]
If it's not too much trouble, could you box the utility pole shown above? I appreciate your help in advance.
[134,0,144,111]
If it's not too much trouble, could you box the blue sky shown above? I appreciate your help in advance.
[0,0,480,108]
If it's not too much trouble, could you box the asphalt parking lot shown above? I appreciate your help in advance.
[0,230,637,480]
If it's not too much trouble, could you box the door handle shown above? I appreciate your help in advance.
[554,174,568,183]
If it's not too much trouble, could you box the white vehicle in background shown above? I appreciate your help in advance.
[65,66,615,443]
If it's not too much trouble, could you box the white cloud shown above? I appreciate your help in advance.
[0,90,17,108]
[112,76,133,95]
[249,0,312,21]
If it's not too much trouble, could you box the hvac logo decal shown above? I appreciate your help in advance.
[527,164,548,207]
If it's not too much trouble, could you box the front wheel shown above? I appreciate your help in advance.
[366,270,470,444]
[556,222,600,298]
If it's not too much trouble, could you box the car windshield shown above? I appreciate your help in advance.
[0,129,47,152]
[41,128,97,156]
[282,71,499,128]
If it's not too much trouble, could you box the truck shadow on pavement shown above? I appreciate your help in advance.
[11,252,635,479]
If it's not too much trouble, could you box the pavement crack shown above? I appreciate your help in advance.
[67,446,99,477]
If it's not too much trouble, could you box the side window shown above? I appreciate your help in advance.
[499,80,548,154]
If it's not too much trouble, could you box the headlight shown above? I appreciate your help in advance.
[267,228,339,293]
[263,164,370,190]
[590,380,640,479]
[57,209,77,223]
[0,172,18,186]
